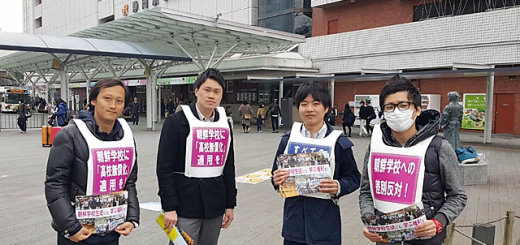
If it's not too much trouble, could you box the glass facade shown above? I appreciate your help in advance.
[258,0,313,37]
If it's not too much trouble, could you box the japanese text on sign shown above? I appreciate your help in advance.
[371,153,422,205]
[92,147,133,195]
[192,127,230,167]
[286,165,330,176]
[76,206,127,219]
[288,142,332,157]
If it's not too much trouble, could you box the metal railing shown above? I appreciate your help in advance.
[0,112,47,131]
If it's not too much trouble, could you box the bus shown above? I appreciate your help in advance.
[0,87,31,113]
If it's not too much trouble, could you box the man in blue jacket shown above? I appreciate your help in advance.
[271,81,361,245]
[53,98,69,126]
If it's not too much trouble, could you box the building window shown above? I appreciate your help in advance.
[328,19,338,34]
[413,0,520,21]
[258,0,312,37]
[35,17,42,28]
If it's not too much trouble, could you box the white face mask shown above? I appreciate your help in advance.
[384,109,416,132]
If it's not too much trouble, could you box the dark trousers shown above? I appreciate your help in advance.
[57,233,119,245]
[17,118,27,132]
[366,119,373,135]
[132,113,139,125]
[284,240,307,245]
[271,116,279,131]
[342,124,351,136]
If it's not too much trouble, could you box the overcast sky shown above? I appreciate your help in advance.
[0,0,23,33]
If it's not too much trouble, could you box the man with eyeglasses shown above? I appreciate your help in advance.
[358,75,467,245]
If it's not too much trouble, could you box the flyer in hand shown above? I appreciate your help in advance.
[276,152,332,198]
[156,213,195,245]
[74,191,128,234]
[361,202,428,243]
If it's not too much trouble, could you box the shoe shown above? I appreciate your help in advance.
[260,131,263,133]
[348,134,351,137]
[272,131,276,133]
[276,130,278,133]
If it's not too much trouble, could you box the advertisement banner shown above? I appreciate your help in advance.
[462,93,486,130]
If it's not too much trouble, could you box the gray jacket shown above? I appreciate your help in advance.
[359,109,467,244]
[17,102,28,120]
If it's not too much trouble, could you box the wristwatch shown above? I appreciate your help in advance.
[431,218,443,234]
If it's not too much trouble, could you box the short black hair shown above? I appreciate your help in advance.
[379,75,421,109]
[19,98,24,103]
[295,81,332,110]
[89,78,130,109]
[194,68,225,90]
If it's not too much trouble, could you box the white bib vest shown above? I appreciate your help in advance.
[74,119,136,196]
[182,105,231,178]
[368,124,434,213]
[284,122,342,199]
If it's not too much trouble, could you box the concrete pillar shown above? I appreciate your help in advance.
[330,75,335,109]
[85,79,90,105]
[146,72,153,131]
[151,74,157,131]
[279,80,283,125]
[484,72,494,144]
[60,67,68,104]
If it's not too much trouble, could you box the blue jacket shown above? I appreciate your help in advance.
[271,123,361,245]
[54,102,68,126]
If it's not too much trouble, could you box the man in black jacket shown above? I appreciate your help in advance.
[365,100,376,136]
[157,69,237,245]
[267,99,282,133]
[358,101,369,137]
[130,97,141,125]
[45,79,139,245]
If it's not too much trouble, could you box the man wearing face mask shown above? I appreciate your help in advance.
[358,75,467,245]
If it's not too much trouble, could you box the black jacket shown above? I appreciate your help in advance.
[45,110,139,238]
[359,106,369,119]
[130,102,141,115]
[157,103,237,219]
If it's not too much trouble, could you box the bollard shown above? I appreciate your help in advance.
[472,225,495,245]
[444,222,456,245]
[504,211,515,245]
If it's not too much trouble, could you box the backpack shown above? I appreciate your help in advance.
[455,147,480,164]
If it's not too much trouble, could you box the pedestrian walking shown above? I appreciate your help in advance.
[238,100,255,133]
[267,99,282,133]
[17,98,28,133]
[256,104,266,133]
[342,104,355,137]
[130,97,141,125]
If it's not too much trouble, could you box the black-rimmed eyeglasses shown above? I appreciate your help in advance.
[383,102,415,112]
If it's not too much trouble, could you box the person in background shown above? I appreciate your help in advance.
[325,108,336,126]
[365,100,376,136]
[130,97,141,125]
[342,104,355,137]
[267,99,282,133]
[358,101,369,137]
[17,98,29,133]
[256,103,266,133]
[238,100,255,133]
[53,98,69,127]
[167,98,176,116]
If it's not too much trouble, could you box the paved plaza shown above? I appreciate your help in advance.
[1,122,520,245]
